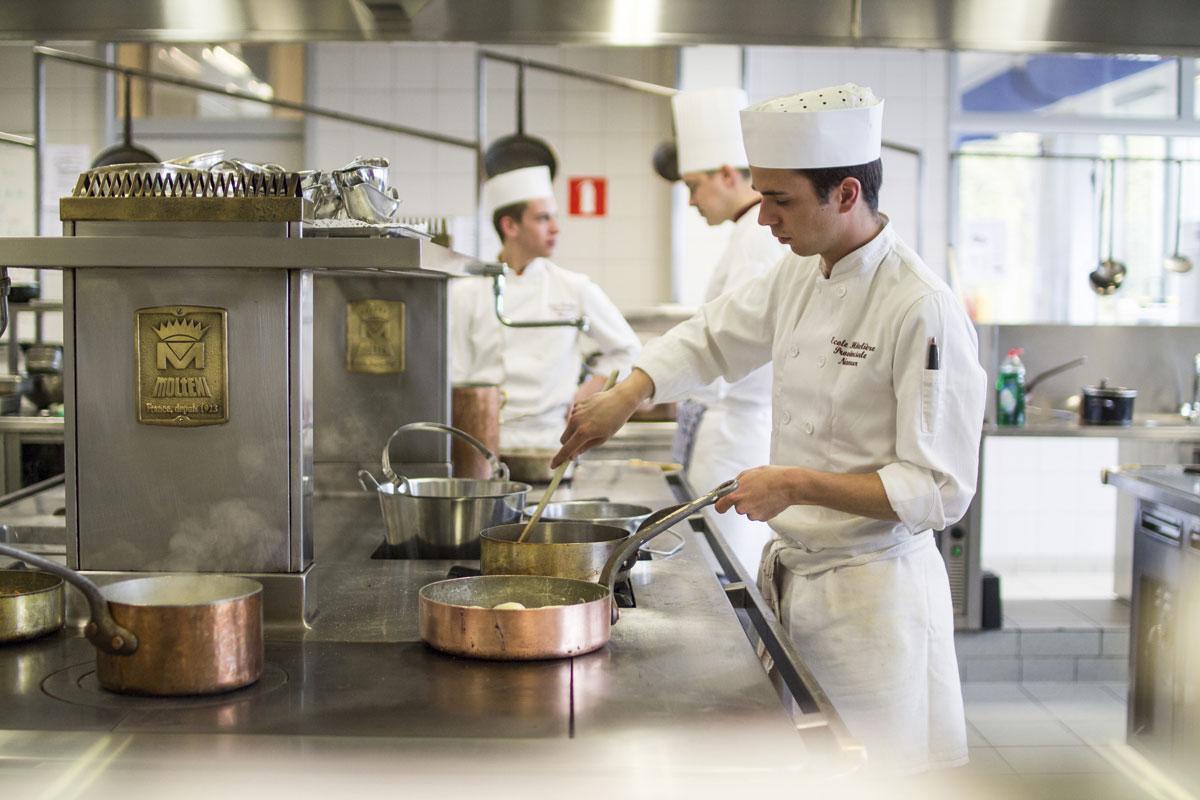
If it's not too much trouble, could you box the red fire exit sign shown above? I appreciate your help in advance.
[568,177,607,217]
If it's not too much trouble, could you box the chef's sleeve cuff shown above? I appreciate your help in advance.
[878,461,943,534]
[633,350,696,404]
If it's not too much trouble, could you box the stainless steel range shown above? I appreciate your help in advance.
[2,164,474,623]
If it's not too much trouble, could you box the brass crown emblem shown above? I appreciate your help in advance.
[153,318,209,342]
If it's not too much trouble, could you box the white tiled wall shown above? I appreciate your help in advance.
[306,43,677,310]
[0,42,108,345]
[980,436,1120,575]
[745,46,951,276]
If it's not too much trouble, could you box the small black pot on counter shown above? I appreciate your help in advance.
[1080,379,1137,426]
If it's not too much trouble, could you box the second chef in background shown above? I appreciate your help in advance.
[665,88,789,576]
[451,164,641,450]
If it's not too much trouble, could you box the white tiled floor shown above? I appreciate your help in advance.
[952,681,1156,799]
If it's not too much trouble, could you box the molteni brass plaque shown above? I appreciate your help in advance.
[346,299,405,374]
[135,305,229,427]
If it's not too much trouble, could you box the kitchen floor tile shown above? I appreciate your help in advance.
[1100,682,1128,702]
[1003,599,1097,629]
[1021,682,1126,720]
[995,745,1114,774]
[965,721,987,746]
[1061,715,1127,747]
[1016,772,1154,800]
[1065,598,1131,628]
[972,719,1083,747]
[962,746,1015,775]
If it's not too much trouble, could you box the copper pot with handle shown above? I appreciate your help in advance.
[0,543,263,696]
[419,479,737,660]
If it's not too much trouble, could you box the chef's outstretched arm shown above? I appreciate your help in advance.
[715,466,898,522]
[553,368,655,467]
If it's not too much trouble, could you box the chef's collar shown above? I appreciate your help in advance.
[504,256,546,278]
[822,215,893,281]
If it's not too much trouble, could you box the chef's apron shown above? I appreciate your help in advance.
[757,533,967,774]
[687,402,773,576]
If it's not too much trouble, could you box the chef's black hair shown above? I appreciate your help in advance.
[796,158,882,213]
[492,202,528,239]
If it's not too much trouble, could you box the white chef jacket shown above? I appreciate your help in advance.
[451,257,641,450]
[684,202,788,576]
[636,220,986,773]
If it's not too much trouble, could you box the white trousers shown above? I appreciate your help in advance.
[776,535,968,774]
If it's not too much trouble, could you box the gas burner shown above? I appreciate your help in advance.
[41,662,289,710]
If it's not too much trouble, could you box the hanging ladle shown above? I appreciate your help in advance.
[1090,159,1128,295]
[1164,160,1193,274]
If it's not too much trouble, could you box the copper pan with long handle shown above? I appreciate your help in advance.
[419,479,737,660]
[0,543,262,696]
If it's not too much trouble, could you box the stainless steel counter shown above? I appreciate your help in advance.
[1103,465,1200,518]
[0,461,854,792]
[985,417,1200,442]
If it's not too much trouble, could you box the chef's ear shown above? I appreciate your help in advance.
[834,177,862,214]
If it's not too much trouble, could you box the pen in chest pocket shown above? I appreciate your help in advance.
[926,337,940,370]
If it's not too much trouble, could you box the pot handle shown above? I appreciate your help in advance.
[599,479,738,624]
[357,469,383,492]
[0,543,138,655]
[381,421,509,486]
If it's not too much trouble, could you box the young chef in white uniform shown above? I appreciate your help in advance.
[554,84,986,773]
[451,165,641,451]
[667,88,789,576]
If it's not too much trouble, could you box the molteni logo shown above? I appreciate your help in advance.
[136,306,229,427]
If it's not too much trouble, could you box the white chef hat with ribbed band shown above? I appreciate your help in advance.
[671,88,749,175]
[483,165,554,215]
[740,83,884,169]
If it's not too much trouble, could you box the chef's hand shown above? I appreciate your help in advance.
[553,369,655,468]
[568,374,608,416]
[714,466,801,522]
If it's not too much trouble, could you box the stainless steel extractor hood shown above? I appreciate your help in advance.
[1,1,1199,57]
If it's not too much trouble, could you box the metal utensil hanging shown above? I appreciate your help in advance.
[91,73,159,168]
[1090,159,1127,295]
[1165,159,1194,274]
[483,63,558,179]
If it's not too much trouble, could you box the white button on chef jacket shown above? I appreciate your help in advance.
[636,221,986,573]
[451,258,641,450]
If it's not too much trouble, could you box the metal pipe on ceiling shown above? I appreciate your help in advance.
[32,45,479,151]
[0,132,36,148]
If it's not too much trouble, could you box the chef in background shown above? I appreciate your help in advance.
[554,84,986,773]
[663,88,789,576]
[451,164,640,451]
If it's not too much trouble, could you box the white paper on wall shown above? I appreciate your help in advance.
[39,144,91,237]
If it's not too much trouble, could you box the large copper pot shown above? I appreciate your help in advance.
[0,543,262,696]
[451,384,502,479]
[419,479,736,660]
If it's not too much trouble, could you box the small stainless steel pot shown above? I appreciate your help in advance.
[501,449,576,484]
[1080,379,1136,426]
[0,543,263,696]
[359,422,530,558]
[0,569,64,642]
[419,480,736,660]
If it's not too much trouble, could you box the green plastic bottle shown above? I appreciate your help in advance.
[996,348,1026,427]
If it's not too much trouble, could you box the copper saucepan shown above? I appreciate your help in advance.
[0,543,263,696]
[419,479,737,660]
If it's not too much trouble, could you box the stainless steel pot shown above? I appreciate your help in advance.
[501,449,576,484]
[0,569,64,642]
[0,543,263,695]
[419,479,736,660]
[359,422,530,558]
[1080,379,1137,426]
